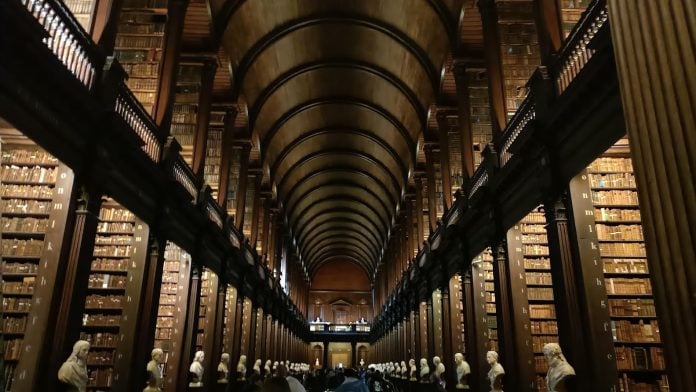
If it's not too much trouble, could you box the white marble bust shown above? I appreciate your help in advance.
[394,363,401,377]
[543,343,576,392]
[144,348,164,391]
[237,355,247,381]
[58,340,90,392]
[419,358,430,383]
[253,359,262,374]
[400,361,408,379]
[265,359,272,375]
[409,359,417,381]
[217,353,230,383]
[486,351,505,392]
[189,351,204,387]
[454,353,471,389]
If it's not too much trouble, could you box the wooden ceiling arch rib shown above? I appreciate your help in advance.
[212,0,463,278]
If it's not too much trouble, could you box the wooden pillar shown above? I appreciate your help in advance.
[543,196,594,391]
[478,0,507,135]
[177,264,202,392]
[234,143,251,230]
[231,296,245,368]
[191,58,217,179]
[420,301,430,360]
[466,265,488,392]
[411,309,420,361]
[249,173,263,245]
[130,233,167,391]
[46,187,102,390]
[608,1,696,389]
[216,108,239,207]
[205,283,227,387]
[452,61,475,180]
[260,199,271,260]
[92,0,124,52]
[533,0,564,65]
[435,111,453,209]
[152,0,189,132]
[247,305,258,364]
[415,178,425,248]
[440,287,455,388]
[431,290,444,359]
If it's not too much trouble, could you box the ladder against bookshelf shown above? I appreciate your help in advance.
[586,140,668,391]
[80,199,149,390]
[1,132,74,392]
[154,242,192,391]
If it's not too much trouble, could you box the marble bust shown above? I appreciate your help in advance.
[265,359,272,375]
[543,343,576,392]
[433,356,446,388]
[189,351,205,387]
[217,353,230,383]
[253,359,262,374]
[400,361,408,379]
[394,363,401,377]
[144,348,164,391]
[454,353,471,389]
[419,358,430,383]
[58,340,90,392]
[237,355,247,381]
[486,351,505,392]
[409,359,417,381]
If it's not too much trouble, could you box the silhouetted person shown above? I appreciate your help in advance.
[262,376,291,392]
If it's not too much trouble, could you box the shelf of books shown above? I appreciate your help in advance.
[204,110,225,200]
[449,274,465,356]
[154,243,192,391]
[79,199,149,390]
[171,64,203,166]
[466,69,493,169]
[559,0,591,38]
[63,0,97,32]
[225,147,242,220]
[196,268,218,355]
[222,286,237,356]
[587,140,668,391]
[518,208,559,391]
[1,131,74,392]
[477,248,498,352]
[496,0,541,120]
[240,298,253,356]
[114,0,168,115]
[420,178,431,241]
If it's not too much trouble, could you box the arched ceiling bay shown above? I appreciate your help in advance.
[212,0,461,279]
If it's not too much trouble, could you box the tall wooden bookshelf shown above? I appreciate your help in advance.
[586,140,669,391]
[63,0,98,32]
[115,0,168,115]
[519,209,559,391]
[242,178,255,238]
[79,199,149,390]
[222,286,237,356]
[475,248,497,352]
[1,134,73,392]
[225,147,242,220]
[496,0,542,119]
[171,64,203,166]
[419,177,430,239]
[196,267,218,362]
[559,0,591,37]
[449,274,465,355]
[155,242,192,391]
[204,110,225,200]
[466,70,493,169]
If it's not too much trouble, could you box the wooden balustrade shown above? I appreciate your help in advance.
[21,0,99,89]
[115,83,162,162]
[499,96,536,167]
[172,156,198,202]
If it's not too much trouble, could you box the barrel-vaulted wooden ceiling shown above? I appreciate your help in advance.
[202,0,481,280]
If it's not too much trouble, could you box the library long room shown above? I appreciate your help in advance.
[0,0,694,392]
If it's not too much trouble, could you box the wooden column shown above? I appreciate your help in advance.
[435,111,453,209]
[152,0,188,132]
[249,173,263,246]
[247,305,258,364]
[46,186,102,390]
[260,199,271,261]
[431,290,444,359]
[191,58,217,179]
[130,233,167,391]
[92,0,124,52]
[440,287,455,388]
[234,143,251,230]
[415,177,425,249]
[216,108,239,207]
[231,296,246,369]
[412,308,421,361]
[544,196,593,391]
[466,265,488,392]
[608,1,696,389]
[206,283,227,387]
[453,61,475,180]
[478,0,507,135]
[533,0,564,65]
[177,264,202,392]
[421,301,430,360]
